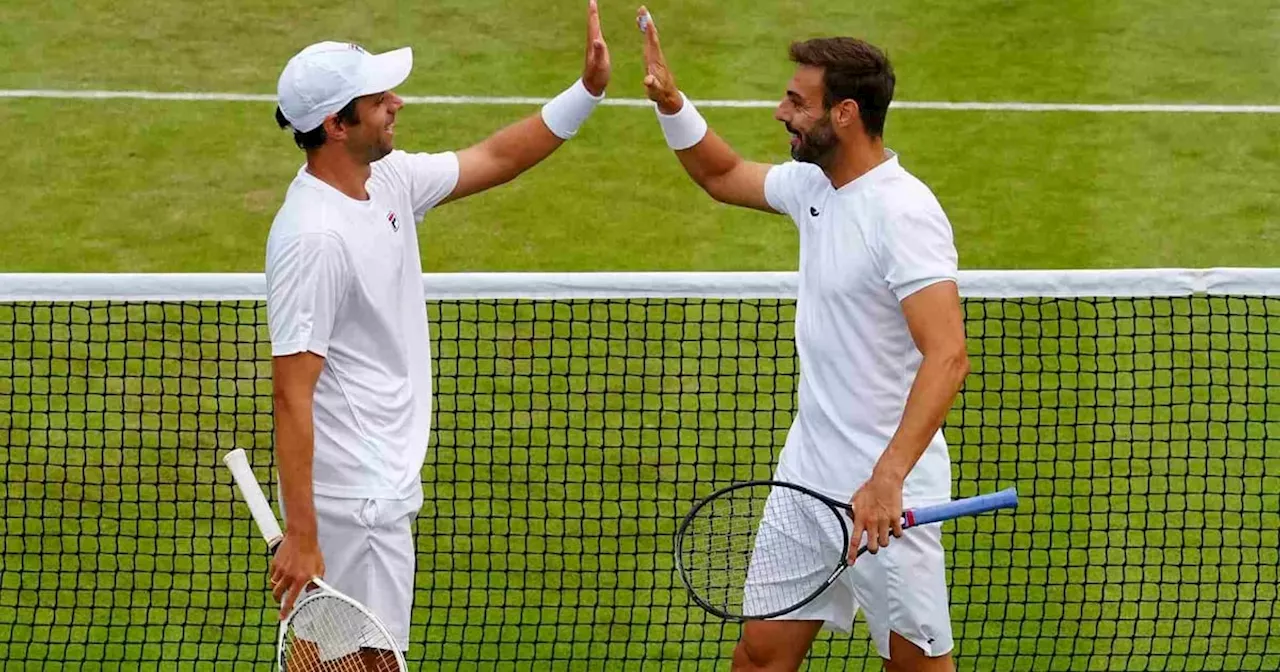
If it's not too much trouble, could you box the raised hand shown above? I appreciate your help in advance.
[582,0,611,96]
[637,6,681,114]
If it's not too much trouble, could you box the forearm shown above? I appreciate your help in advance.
[656,94,734,185]
[655,95,772,211]
[274,393,318,539]
[674,127,744,190]
[448,80,603,202]
[874,352,969,483]
[474,114,567,188]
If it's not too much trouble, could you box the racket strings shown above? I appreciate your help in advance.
[680,484,846,618]
[282,594,401,671]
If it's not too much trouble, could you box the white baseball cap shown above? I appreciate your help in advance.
[276,41,413,133]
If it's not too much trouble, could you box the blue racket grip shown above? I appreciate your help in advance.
[904,488,1017,527]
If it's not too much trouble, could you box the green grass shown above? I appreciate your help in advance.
[2,0,1279,668]
[3,0,1277,102]
[1,0,1279,272]
[0,99,1277,272]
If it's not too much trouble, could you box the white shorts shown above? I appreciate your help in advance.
[742,486,954,659]
[280,489,422,653]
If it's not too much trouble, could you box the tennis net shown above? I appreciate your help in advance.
[2,269,1278,670]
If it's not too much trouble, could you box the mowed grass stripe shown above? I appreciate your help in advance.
[1,100,1277,273]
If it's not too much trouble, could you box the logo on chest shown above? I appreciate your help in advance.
[386,210,399,232]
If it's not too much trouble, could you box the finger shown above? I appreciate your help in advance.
[280,581,303,620]
[864,516,881,555]
[587,0,601,42]
[878,521,891,549]
[272,575,291,604]
[592,39,608,62]
[848,519,866,563]
[638,7,663,63]
[892,515,904,538]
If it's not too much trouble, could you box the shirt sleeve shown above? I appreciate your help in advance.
[266,231,352,357]
[400,150,461,221]
[763,161,807,222]
[875,202,959,302]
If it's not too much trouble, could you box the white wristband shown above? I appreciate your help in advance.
[655,93,708,150]
[540,78,605,140]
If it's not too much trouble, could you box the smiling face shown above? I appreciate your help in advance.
[330,91,405,163]
[322,90,401,163]
[774,65,842,168]
[774,38,897,169]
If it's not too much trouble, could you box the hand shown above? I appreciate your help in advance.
[582,0,611,96]
[848,472,904,564]
[269,533,325,620]
[637,6,681,114]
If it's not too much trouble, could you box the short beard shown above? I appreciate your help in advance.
[790,114,840,168]
[346,129,393,164]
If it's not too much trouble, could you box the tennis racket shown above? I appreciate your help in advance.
[675,480,1018,621]
[223,448,408,672]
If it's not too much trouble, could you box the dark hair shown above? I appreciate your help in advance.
[275,98,361,150]
[788,38,895,137]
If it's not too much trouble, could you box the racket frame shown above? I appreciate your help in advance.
[222,448,409,672]
[675,479,1018,622]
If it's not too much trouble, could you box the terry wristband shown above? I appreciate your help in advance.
[540,78,605,140]
[655,92,708,150]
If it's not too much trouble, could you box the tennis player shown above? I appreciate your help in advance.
[262,1,612,665]
[637,9,969,672]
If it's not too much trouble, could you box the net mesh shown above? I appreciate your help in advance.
[2,280,1279,670]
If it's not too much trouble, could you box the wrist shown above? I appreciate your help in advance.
[541,77,605,140]
[286,519,317,537]
[655,92,683,115]
[872,455,909,484]
[655,92,708,150]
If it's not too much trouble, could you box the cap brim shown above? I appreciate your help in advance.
[358,47,413,96]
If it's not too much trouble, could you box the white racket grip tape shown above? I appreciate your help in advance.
[223,448,284,549]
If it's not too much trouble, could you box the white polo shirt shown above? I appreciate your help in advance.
[764,151,958,507]
[265,149,459,500]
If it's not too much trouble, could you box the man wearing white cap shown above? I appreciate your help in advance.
[262,1,612,663]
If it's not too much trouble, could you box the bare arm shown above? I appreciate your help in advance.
[639,8,777,213]
[442,0,611,205]
[443,114,569,204]
[873,281,970,483]
[848,280,969,562]
[269,351,326,617]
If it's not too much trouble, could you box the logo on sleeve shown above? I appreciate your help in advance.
[809,206,820,217]
[387,211,399,232]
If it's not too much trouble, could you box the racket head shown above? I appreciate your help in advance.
[675,480,851,621]
[277,578,407,672]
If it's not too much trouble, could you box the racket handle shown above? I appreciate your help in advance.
[905,487,1018,527]
[223,448,285,550]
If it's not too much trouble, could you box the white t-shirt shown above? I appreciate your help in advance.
[265,149,459,500]
[764,151,958,507]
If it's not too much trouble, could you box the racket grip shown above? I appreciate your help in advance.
[905,487,1018,527]
[223,448,284,549]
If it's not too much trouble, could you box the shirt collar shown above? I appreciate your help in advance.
[834,149,900,195]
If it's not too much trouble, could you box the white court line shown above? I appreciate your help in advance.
[2,88,1279,113]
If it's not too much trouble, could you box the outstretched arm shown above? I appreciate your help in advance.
[638,7,777,213]
[443,0,612,204]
